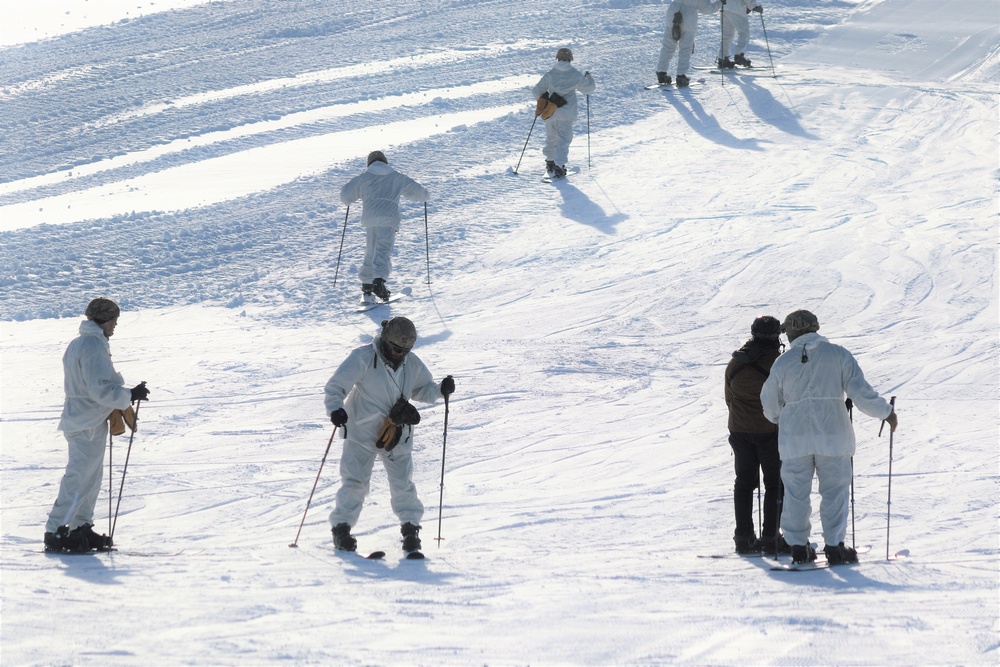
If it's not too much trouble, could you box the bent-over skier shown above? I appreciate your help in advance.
[324,317,455,556]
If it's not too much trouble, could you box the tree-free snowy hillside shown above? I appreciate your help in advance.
[1,0,997,665]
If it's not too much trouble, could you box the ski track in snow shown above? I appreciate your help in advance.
[1,0,998,665]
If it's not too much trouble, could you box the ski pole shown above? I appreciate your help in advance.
[756,467,762,540]
[332,205,350,288]
[882,395,896,559]
[110,400,141,541]
[108,429,113,538]
[586,93,592,169]
[846,398,855,550]
[720,1,726,86]
[512,113,538,175]
[435,394,450,546]
[423,202,432,285]
[289,427,339,548]
[759,11,776,77]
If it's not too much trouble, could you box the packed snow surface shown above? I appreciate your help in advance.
[1,0,997,665]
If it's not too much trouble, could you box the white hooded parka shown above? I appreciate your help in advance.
[324,337,442,452]
[59,320,132,433]
[760,332,893,460]
[340,161,428,231]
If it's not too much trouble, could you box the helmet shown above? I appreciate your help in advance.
[781,310,820,335]
[381,317,417,349]
[556,47,573,62]
[750,315,781,340]
[85,298,120,324]
[367,150,387,166]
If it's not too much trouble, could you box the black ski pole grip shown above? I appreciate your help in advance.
[879,396,896,437]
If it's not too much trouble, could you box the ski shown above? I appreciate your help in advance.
[698,552,766,559]
[644,79,704,91]
[40,548,190,557]
[770,545,873,571]
[354,295,402,313]
[404,551,425,560]
[542,166,581,183]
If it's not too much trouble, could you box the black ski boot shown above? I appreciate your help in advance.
[72,523,113,551]
[332,523,357,552]
[675,74,690,88]
[44,525,89,553]
[791,543,817,564]
[552,165,567,179]
[823,542,858,565]
[545,160,556,175]
[372,278,391,301]
[401,522,422,553]
[656,71,671,86]
[717,56,736,69]
[734,533,761,555]
[733,53,752,67]
[759,534,792,555]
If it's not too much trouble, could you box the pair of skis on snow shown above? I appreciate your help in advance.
[700,544,874,571]
[346,549,425,561]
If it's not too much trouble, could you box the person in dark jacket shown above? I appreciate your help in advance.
[723,315,788,554]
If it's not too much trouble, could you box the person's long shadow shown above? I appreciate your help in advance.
[551,179,628,234]
[737,75,819,139]
[663,88,764,151]
[45,552,132,585]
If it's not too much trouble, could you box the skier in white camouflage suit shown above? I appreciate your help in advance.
[760,310,897,565]
[324,317,454,556]
[340,151,429,304]
[655,0,722,87]
[532,47,596,179]
[44,298,149,553]
[717,0,763,69]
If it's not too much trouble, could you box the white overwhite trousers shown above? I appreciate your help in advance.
[328,434,423,528]
[719,10,751,59]
[543,119,575,167]
[359,226,396,284]
[46,423,108,533]
[779,454,853,548]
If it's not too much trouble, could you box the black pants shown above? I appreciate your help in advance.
[729,431,782,539]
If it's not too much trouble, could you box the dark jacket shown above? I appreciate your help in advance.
[724,339,780,433]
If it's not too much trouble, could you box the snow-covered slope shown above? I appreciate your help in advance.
[1,1,997,665]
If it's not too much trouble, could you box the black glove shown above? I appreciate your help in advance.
[330,408,348,427]
[130,381,149,402]
[440,375,455,398]
[752,5,763,13]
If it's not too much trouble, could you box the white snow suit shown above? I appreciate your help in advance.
[46,320,133,533]
[657,0,722,76]
[340,161,429,285]
[760,332,893,547]
[324,336,443,528]
[719,1,757,61]
[532,62,596,167]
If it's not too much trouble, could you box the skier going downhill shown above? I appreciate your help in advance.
[44,298,150,553]
[724,315,790,555]
[718,0,763,69]
[324,317,455,557]
[340,151,429,303]
[760,310,898,565]
[655,0,722,87]
[532,47,596,179]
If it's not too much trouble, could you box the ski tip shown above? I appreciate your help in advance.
[366,551,386,560]
[405,551,426,560]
